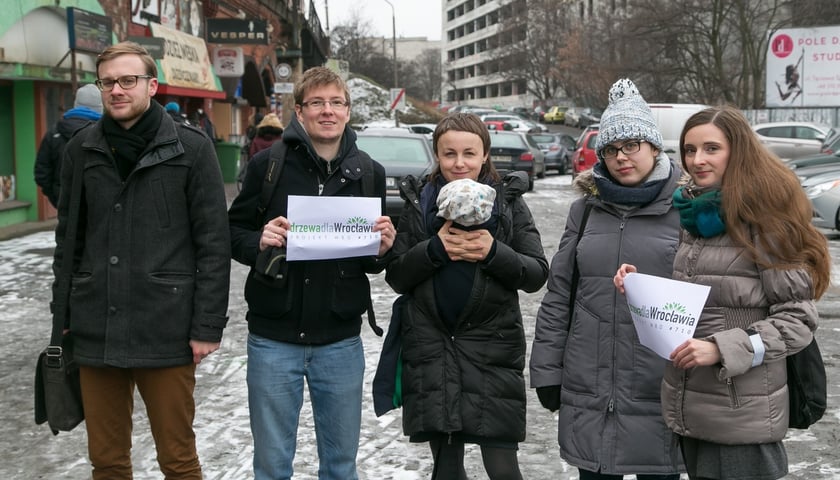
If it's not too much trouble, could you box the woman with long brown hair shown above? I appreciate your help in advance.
[615,105,830,480]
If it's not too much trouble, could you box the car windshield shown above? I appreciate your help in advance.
[529,134,555,143]
[356,136,431,167]
[490,134,526,148]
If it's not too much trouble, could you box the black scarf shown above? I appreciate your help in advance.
[592,160,671,206]
[102,102,163,180]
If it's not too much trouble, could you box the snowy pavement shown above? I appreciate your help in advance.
[2,175,839,479]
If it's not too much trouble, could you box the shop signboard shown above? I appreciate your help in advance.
[206,19,269,45]
[67,7,112,54]
[766,26,840,107]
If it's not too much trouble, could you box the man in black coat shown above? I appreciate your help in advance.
[34,84,102,207]
[52,41,230,479]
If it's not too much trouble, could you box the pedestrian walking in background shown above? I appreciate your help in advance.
[194,107,217,141]
[248,112,284,158]
[615,105,831,480]
[384,113,548,479]
[530,78,683,480]
[164,101,189,125]
[34,83,102,207]
[52,41,231,479]
[228,66,396,480]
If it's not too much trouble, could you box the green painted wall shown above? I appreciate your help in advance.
[0,0,107,37]
[12,81,37,222]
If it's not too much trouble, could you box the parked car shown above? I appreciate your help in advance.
[821,127,840,153]
[571,124,599,177]
[482,115,543,133]
[488,130,545,191]
[528,132,576,175]
[579,108,602,128]
[355,129,435,225]
[563,107,580,127]
[788,151,840,172]
[404,123,437,137]
[543,106,568,124]
[533,105,547,122]
[508,106,532,119]
[788,135,840,171]
[752,121,827,160]
[801,165,840,230]
[648,103,711,161]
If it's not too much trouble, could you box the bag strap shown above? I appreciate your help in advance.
[358,153,375,197]
[566,202,593,332]
[50,152,86,346]
[257,140,288,221]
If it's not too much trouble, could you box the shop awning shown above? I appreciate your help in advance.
[150,23,225,100]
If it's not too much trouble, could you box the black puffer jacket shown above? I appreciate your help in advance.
[385,172,548,442]
[228,117,388,345]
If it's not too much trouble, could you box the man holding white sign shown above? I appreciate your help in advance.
[228,67,394,480]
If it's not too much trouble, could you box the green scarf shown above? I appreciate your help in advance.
[672,187,726,238]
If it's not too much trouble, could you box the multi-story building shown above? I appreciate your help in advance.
[441,0,531,109]
[439,0,618,110]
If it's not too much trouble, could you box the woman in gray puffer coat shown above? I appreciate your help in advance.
[615,106,831,480]
[530,79,683,480]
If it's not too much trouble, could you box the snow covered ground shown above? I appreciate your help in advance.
[2,175,839,479]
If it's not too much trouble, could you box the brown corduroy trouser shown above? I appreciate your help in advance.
[79,364,201,480]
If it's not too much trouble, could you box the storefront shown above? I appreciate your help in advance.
[0,3,104,225]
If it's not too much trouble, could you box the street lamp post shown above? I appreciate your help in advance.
[383,0,398,126]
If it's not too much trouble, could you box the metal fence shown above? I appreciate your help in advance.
[743,108,840,128]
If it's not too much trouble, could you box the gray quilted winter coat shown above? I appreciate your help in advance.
[530,163,683,475]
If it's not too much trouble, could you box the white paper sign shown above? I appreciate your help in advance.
[623,273,710,359]
[286,196,381,261]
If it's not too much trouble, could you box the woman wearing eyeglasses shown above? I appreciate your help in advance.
[530,79,683,480]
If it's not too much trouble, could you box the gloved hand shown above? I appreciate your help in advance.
[536,386,562,412]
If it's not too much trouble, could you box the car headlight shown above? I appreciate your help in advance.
[805,179,840,198]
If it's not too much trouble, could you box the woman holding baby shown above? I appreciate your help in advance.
[384,113,548,479]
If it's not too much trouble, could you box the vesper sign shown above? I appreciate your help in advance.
[206,19,269,45]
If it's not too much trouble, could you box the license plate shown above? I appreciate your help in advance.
[491,155,511,163]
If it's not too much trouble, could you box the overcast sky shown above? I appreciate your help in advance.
[312,0,443,41]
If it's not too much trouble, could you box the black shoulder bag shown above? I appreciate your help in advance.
[787,336,827,429]
[34,152,86,435]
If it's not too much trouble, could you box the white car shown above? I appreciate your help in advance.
[752,122,827,161]
[480,114,546,133]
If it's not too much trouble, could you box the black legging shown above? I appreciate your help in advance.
[429,438,523,480]
[579,468,681,480]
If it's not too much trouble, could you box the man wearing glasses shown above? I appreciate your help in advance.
[52,41,230,479]
[228,66,396,479]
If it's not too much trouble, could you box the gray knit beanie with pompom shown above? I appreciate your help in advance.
[595,78,663,161]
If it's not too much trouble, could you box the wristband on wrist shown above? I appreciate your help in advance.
[746,328,765,367]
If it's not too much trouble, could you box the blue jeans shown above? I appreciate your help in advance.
[247,334,364,480]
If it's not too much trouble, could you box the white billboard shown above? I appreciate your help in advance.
[766,26,840,107]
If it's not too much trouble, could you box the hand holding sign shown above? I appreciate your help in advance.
[622,273,710,359]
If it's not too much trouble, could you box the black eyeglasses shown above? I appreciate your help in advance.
[94,75,154,92]
[299,99,350,110]
[601,140,646,159]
